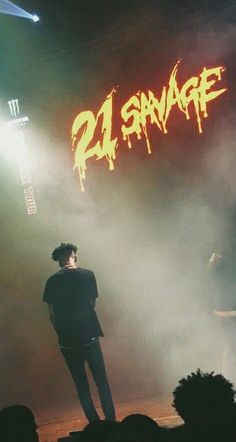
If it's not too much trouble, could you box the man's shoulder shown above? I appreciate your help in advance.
[77,267,94,275]
[77,267,95,277]
[46,270,63,283]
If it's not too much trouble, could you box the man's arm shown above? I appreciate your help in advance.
[214,310,236,318]
[208,252,223,269]
[90,271,98,308]
[90,298,96,308]
[47,303,57,330]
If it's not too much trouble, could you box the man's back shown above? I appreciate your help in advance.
[43,267,103,346]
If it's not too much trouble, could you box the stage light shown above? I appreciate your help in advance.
[32,14,39,23]
[0,0,40,23]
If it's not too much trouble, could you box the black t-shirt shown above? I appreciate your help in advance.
[43,267,104,346]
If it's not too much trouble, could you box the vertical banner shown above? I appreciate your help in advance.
[6,98,38,216]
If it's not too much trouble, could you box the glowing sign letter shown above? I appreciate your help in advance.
[164,61,185,125]
[198,66,226,121]
[121,95,141,148]
[72,90,117,191]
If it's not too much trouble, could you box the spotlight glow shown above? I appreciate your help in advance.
[32,14,39,23]
[0,98,38,216]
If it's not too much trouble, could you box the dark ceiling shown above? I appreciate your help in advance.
[0,0,235,136]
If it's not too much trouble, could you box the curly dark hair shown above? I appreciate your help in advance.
[172,369,236,423]
[51,243,78,264]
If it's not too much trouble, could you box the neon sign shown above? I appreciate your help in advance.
[71,61,226,191]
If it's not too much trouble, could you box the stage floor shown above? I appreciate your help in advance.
[38,397,182,442]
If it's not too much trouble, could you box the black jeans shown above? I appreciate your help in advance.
[61,340,115,422]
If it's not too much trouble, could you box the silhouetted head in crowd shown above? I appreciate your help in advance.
[107,435,147,442]
[172,368,236,424]
[82,420,120,442]
[0,405,38,442]
[120,414,162,440]
[52,242,78,268]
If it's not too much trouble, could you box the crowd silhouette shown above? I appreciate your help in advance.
[0,405,39,442]
[1,368,236,442]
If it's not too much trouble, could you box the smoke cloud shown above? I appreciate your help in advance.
[0,0,236,423]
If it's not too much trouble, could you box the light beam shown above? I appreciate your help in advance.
[0,0,39,22]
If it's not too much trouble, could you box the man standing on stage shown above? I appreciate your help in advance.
[209,251,236,383]
[43,243,115,422]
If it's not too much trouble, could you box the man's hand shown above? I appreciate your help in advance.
[214,310,236,318]
[209,252,223,268]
